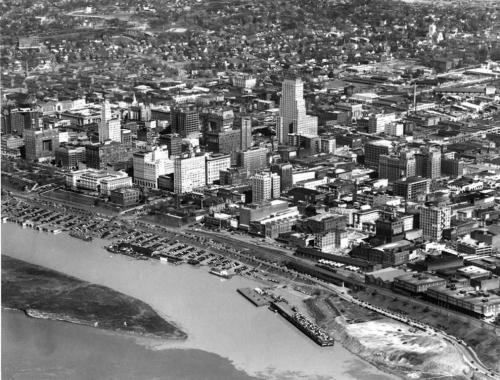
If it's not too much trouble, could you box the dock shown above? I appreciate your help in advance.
[237,288,273,307]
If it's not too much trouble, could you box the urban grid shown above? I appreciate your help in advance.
[2,0,500,379]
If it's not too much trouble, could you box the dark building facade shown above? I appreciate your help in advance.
[170,107,200,137]
[85,142,137,170]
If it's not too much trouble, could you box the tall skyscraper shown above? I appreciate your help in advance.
[420,204,451,241]
[240,116,252,150]
[99,100,121,143]
[251,172,281,203]
[277,77,318,144]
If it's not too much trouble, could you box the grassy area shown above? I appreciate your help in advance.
[2,255,186,340]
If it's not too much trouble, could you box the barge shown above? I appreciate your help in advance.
[270,301,334,347]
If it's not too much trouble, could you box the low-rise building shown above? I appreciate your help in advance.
[393,272,447,294]
[109,187,141,206]
[426,286,500,317]
[65,169,132,195]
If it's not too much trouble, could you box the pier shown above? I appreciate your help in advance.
[237,288,273,307]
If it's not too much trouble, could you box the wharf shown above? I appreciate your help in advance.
[237,288,273,307]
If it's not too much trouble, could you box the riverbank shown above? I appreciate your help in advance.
[304,293,477,380]
[1,221,398,380]
[2,255,186,341]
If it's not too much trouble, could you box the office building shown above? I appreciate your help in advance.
[270,162,293,192]
[55,145,86,169]
[201,108,234,132]
[170,107,200,138]
[133,146,173,189]
[251,172,281,202]
[420,204,451,241]
[1,107,41,135]
[240,116,253,150]
[24,127,60,162]
[99,100,121,143]
[174,155,206,194]
[205,154,231,184]
[277,77,318,144]
[441,156,464,178]
[320,136,336,154]
[415,148,441,179]
[85,142,137,170]
[393,177,431,202]
[367,113,397,134]
[379,152,416,182]
[159,133,183,158]
[219,167,249,186]
[237,147,268,174]
[205,129,241,155]
[365,140,392,169]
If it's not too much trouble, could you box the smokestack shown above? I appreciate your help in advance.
[413,83,417,112]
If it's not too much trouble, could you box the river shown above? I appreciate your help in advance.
[1,222,398,380]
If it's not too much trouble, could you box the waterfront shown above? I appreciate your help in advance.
[2,222,398,380]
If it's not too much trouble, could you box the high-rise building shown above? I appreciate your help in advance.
[24,127,60,162]
[55,145,86,169]
[379,152,416,182]
[320,136,336,154]
[201,108,234,132]
[237,147,268,174]
[415,148,441,179]
[270,162,293,191]
[240,116,252,150]
[219,167,249,186]
[251,172,281,203]
[1,107,41,135]
[99,100,121,143]
[85,142,137,170]
[205,154,231,184]
[170,107,200,138]
[365,140,393,169]
[367,113,397,134]
[277,77,318,144]
[133,146,173,189]
[393,177,431,202]
[205,129,241,154]
[420,204,451,241]
[174,155,206,194]
[159,133,183,158]
[441,156,464,178]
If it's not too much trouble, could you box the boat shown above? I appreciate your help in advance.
[209,268,231,279]
[160,255,183,264]
[70,230,93,241]
[187,258,200,265]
